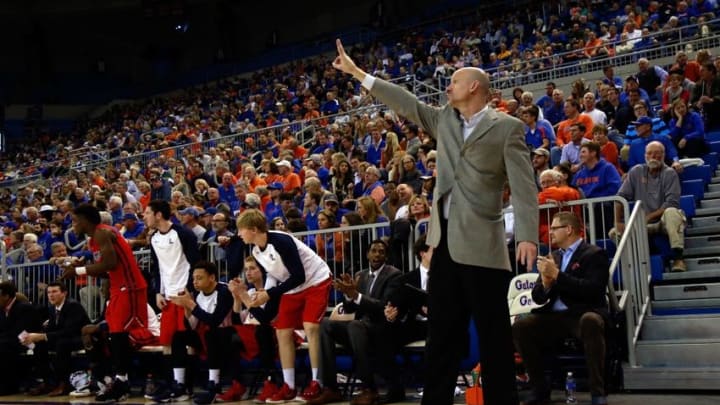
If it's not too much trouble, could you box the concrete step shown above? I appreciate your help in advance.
[689,215,720,228]
[661,270,720,281]
[687,256,720,271]
[700,199,720,208]
[683,235,720,257]
[653,282,720,301]
[662,257,720,281]
[641,314,720,340]
[684,235,720,248]
[703,191,720,200]
[696,206,720,216]
[623,365,720,390]
[684,245,720,257]
[651,297,720,311]
[686,223,720,236]
[709,183,720,193]
[636,338,720,367]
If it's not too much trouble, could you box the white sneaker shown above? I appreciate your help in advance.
[69,388,92,397]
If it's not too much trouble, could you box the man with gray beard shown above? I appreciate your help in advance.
[206,213,234,261]
[613,141,687,271]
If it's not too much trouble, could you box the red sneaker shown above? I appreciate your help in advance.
[216,380,246,402]
[266,382,297,404]
[254,380,279,403]
[300,380,321,401]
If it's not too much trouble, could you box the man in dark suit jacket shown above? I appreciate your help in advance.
[0,282,42,395]
[513,212,610,405]
[334,39,539,405]
[379,234,433,402]
[309,240,401,405]
[23,281,91,396]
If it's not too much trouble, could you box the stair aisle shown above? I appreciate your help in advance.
[625,167,720,390]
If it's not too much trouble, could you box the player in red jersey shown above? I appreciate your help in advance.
[61,203,148,403]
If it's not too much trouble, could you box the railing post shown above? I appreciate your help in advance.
[0,241,6,282]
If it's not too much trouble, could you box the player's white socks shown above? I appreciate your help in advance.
[282,368,295,389]
[173,368,185,384]
[209,369,220,384]
[312,368,319,382]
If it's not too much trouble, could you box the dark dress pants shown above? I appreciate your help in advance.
[422,216,518,405]
[513,311,606,397]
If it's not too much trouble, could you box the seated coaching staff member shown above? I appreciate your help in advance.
[513,212,610,405]
[0,282,42,395]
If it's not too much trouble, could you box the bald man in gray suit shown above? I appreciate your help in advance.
[333,39,538,405]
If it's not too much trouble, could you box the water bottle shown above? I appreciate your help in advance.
[565,371,577,404]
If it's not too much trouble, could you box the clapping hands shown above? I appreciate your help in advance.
[333,273,359,300]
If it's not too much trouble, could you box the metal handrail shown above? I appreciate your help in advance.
[0,238,6,282]
[616,200,652,367]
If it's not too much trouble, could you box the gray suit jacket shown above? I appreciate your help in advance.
[370,79,539,270]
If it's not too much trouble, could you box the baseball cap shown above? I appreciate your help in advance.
[201,207,217,216]
[323,194,339,205]
[122,213,139,221]
[532,148,550,157]
[305,154,323,164]
[2,221,18,230]
[268,182,284,190]
[179,207,200,217]
[630,116,653,126]
[39,204,56,213]
[276,160,292,169]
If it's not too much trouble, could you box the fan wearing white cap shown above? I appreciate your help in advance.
[276,159,301,195]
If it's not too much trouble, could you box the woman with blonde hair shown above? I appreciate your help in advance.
[668,98,709,158]
[380,131,401,168]
[356,196,390,238]
[194,178,209,196]
[172,172,191,197]
[408,194,431,235]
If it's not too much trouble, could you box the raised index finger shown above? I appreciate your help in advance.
[336,38,345,56]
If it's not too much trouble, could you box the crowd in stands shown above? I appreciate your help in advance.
[0,0,719,402]
[3,0,719,181]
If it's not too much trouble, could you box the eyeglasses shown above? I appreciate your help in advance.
[549,225,568,231]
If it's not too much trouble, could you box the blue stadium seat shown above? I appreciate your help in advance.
[681,179,705,203]
[681,165,712,186]
[706,131,720,143]
[459,319,480,373]
[597,239,621,287]
[596,239,617,258]
[703,152,718,172]
[650,254,665,282]
[680,195,696,220]
[710,141,720,155]
[649,234,673,261]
